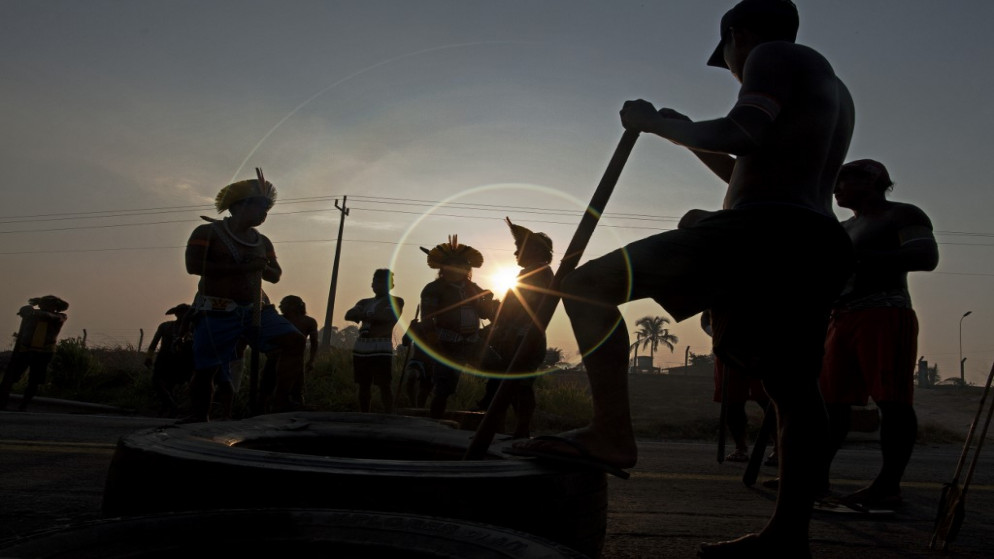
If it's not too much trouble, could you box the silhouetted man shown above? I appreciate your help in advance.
[346,269,404,413]
[820,159,939,510]
[0,295,69,411]
[184,176,305,422]
[512,2,855,556]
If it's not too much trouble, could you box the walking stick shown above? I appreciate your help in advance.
[717,363,729,463]
[464,128,640,460]
[393,305,420,409]
[744,401,776,487]
[247,166,266,417]
[930,359,994,551]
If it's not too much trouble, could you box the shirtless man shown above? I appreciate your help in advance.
[144,303,194,417]
[478,218,555,438]
[511,1,855,556]
[345,269,404,413]
[820,159,939,510]
[184,177,305,422]
[259,295,319,410]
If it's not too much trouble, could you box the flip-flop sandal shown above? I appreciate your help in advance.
[505,435,631,479]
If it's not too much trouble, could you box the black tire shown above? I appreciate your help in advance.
[0,508,590,558]
[102,412,606,558]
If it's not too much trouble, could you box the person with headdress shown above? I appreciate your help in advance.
[144,303,194,417]
[183,175,306,422]
[417,236,496,419]
[0,295,69,411]
[345,269,404,413]
[476,218,555,438]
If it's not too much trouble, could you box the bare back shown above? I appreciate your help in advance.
[724,42,855,214]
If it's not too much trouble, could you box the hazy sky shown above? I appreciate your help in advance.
[3,0,992,385]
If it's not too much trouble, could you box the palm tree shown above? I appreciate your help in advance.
[631,315,678,373]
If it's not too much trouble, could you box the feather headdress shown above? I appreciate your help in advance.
[28,295,69,312]
[505,217,552,253]
[214,178,277,213]
[420,235,484,269]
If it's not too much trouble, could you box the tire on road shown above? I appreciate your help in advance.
[102,412,607,558]
[0,508,591,558]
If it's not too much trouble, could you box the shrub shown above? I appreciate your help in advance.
[47,337,102,399]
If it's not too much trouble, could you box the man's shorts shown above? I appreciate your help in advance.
[713,356,768,403]
[820,307,918,405]
[577,204,853,378]
[353,354,393,386]
[192,304,300,371]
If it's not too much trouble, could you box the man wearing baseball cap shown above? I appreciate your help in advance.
[511,1,855,556]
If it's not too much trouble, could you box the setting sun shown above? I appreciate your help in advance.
[488,266,520,297]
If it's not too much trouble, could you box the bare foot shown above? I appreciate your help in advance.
[509,425,637,470]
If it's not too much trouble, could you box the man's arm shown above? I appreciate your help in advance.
[344,300,367,323]
[261,236,281,284]
[860,206,940,273]
[305,318,319,370]
[620,44,795,162]
[186,225,263,277]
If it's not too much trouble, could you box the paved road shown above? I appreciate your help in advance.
[1,406,991,558]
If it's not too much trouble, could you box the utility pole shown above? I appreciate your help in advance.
[960,310,972,386]
[321,196,349,349]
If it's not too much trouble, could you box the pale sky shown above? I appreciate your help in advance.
[2,0,993,385]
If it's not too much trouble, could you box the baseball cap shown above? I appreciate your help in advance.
[707,0,799,68]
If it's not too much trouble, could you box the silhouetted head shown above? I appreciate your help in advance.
[29,295,69,312]
[372,268,394,296]
[834,159,894,209]
[279,295,306,315]
[165,303,191,316]
[505,217,553,267]
[707,0,799,69]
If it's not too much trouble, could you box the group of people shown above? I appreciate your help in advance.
[344,217,555,439]
[168,163,554,431]
[503,1,938,557]
[3,1,942,555]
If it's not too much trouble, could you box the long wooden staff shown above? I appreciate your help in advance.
[393,304,420,409]
[931,359,994,550]
[464,129,640,460]
[247,166,266,416]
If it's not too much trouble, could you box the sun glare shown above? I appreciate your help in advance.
[489,266,520,297]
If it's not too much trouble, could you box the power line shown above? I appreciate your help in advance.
[4,193,992,236]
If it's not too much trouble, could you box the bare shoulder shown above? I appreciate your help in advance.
[188,222,214,240]
[889,201,934,228]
